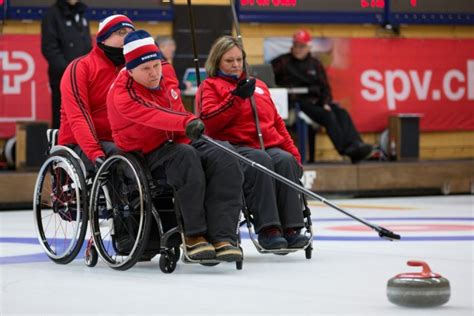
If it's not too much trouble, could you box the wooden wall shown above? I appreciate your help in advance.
[312,131,474,162]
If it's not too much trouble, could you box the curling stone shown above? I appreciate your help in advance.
[387,260,450,307]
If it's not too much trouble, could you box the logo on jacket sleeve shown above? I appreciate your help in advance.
[170,88,178,100]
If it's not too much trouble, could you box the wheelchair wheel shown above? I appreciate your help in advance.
[33,152,88,264]
[305,245,312,259]
[89,153,152,271]
[159,249,178,273]
[85,244,98,267]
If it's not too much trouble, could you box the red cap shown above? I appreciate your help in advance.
[293,29,311,44]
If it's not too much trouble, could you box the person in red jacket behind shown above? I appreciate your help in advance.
[196,36,309,250]
[58,14,135,172]
[107,30,244,262]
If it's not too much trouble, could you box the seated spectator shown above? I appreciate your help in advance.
[155,36,176,64]
[271,29,373,164]
[197,36,309,250]
[107,30,244,262]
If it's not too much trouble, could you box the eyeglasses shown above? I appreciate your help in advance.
[113,28,132,37]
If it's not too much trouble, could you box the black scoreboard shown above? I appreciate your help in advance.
[6,0,172,21]
[237,0,386,23]
[389,0,473,24]
[237,0,473,24]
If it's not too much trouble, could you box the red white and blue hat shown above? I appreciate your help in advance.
[123,30,162,70]
[96,14,135,43]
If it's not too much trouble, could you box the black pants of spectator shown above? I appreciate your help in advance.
[50,82,61,129]
[146,139,244,244]
[235,146,304,234]
[299,101,362,155]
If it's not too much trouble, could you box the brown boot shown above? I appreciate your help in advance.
[184,236,215,260]
[213,241,243,262]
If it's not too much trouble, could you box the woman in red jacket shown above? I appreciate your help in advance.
[197,36,309,250]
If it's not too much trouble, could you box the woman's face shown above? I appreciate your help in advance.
[218,46,243,77]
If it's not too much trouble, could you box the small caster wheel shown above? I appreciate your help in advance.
[85,245,98,267]
[305,246,312,259]
[159,252,177,273]
[236,260,243,270]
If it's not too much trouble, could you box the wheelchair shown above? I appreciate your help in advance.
[240,188,314,259]
[86,151,243,273]
[33,129,90,264]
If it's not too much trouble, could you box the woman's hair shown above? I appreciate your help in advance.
[205,36,246,77]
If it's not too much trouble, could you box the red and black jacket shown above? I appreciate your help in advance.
[107,62,195,154]
[58,46,119,162]
[196,74,301,163]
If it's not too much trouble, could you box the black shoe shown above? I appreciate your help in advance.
[185,236,216,260]
[284,229,309,248]
[258,227,288,249]
[214,242,243,262]
[346,143,373,164]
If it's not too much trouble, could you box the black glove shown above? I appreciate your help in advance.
[94,156,109,182]
[185,119,205,141]
[231,78,256,99]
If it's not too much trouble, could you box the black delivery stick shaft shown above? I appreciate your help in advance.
[187,0,201,87]
[202,135,401,241]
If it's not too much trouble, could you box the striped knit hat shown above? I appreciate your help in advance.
[96,14,135,43]
[123,30,162,70]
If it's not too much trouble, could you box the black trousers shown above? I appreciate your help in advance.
[71,141,118,174]
[236,146,304,234]
[146,139,244,244]
[299,101,362,155]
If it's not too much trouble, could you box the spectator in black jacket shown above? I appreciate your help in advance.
[41,0,92,129]
[271,30,373,164]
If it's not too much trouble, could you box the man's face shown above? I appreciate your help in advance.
[129,59,162,89]
[219,46,243,77]
[291,42,311,60]
[103,27,134,48]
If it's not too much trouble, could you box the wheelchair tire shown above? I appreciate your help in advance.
[305,245,312,259]
[159,250,177,273]
[33,151,88,264]
[89,153,152,271]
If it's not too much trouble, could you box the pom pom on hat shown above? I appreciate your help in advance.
[96,14,135,43]
[293,29,311,44]
[123,30,162,70]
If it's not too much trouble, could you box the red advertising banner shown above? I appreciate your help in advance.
[328,38,474,132]
[1,36,473,137]
[0,35,51,138]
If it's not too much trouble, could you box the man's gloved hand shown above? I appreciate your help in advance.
[185,119,205,141]
[231,78,256,99]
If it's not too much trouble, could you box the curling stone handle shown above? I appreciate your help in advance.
[407,260,437,277]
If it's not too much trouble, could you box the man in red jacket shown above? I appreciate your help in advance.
[107,30,244,262]
[58,14,135,172]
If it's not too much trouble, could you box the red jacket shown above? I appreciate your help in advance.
[107,63,196,154]
[58,46,119,162]
[196,75,301,162]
